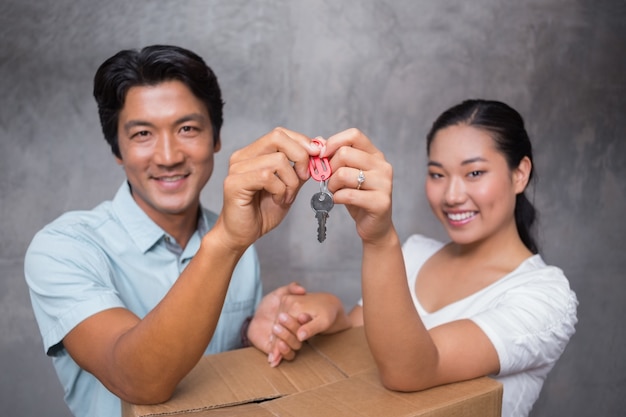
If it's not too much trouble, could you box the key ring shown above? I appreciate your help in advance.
[309,139,332,182]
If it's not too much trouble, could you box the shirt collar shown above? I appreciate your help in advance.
[112,182,164,253]
[111,182,206,254]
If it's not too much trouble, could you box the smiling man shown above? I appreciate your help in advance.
[23,45,349,417]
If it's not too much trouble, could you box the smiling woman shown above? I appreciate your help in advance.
[425,123,531,252]
[332,99,578,417]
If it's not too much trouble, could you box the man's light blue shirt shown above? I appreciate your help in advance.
[24,182,261,417]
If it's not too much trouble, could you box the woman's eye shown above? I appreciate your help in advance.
[468,170,484,178]
[428,172,443,179]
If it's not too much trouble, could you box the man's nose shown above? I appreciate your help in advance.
[154,133,184,166]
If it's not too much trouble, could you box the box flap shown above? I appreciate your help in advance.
[260,368,501,417]
[307,326,377,376]
[124,343,346,416]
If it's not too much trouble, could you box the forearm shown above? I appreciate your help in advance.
[108,231,247,403]
[361,227,439,391]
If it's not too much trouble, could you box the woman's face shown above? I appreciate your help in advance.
[425,124,529,246]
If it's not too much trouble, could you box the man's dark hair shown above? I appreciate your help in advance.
[93,45,224,158]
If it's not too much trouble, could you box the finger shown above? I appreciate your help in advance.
[273,313,304,351]
[322,128,382,158]
[228,152,304,205]
[231,127,320,180]
[286,281,307,295]
[297,312,313,325]
[294,317,332,342]
[223,166,291,206]
[268,350,282,367]
[269,337,299,367]
[328,163,391,204]
[270,282,306,300]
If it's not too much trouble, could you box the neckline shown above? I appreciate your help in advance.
[413,253,541,315]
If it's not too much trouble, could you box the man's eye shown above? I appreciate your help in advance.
[181,126,196,133]
[132,130,150,139]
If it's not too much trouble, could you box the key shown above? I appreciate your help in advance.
[309,139,334,242]
[311,182,334,242]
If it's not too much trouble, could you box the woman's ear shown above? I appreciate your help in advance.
[513,156,532,194]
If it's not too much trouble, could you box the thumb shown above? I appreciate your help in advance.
[287,281,307,295]
[295,317,327,342]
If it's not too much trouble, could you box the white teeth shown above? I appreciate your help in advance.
[159,175,185,182]
[447,212,475,221]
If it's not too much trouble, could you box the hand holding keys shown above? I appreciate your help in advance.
[309,139,334,242]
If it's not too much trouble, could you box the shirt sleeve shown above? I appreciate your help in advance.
[24,225,125,356]
[470,265,578,376]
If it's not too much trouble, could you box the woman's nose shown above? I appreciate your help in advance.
[444,177,466,205]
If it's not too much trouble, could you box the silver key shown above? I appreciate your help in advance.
[311,183,334,242]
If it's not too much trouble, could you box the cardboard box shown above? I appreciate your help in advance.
[123,327,502,417]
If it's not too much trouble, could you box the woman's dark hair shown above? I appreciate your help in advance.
[93,45,224,159]
[426,99,538,253]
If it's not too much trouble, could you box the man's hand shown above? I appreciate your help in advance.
[211,128,320,251]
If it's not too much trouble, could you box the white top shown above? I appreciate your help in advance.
[363,234,578,417]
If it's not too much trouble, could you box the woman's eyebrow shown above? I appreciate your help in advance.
[461,156,487,165]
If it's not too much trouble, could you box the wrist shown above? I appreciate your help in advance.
[362,225,400,249]
[200,218,250,259]
[240,316,253,347]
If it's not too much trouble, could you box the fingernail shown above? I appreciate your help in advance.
[273,324,282,334]
[298,330,307,341]
[268,353,274,363]
[278,313,288,323]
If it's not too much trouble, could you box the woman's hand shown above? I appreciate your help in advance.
[322,128,394,244]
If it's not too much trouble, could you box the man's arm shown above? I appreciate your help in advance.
[63,128,318,404]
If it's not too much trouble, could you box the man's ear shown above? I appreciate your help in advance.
[214,137,221,153]
[115,155,123,166]
[514,156,532,194]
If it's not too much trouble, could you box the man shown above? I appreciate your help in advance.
[24,45,348,417]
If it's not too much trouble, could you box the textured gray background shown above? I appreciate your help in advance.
[1,1,624,416]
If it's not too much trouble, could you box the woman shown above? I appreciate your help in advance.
[267,99,578,417]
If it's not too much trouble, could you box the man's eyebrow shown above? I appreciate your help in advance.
[123,120,155,133]
[174,113,207,125]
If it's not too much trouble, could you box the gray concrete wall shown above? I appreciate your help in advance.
[1,1,624,416]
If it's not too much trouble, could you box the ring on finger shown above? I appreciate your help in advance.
[356,170,366,190]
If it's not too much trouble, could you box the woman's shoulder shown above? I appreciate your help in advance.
[514,255,573,288]
[496,254,578,321]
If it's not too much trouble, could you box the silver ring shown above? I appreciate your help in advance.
[356,170,365,190]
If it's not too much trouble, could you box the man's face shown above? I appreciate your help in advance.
[116,80,220,226]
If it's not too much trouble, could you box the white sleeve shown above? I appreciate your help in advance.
[471,266,578,375]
